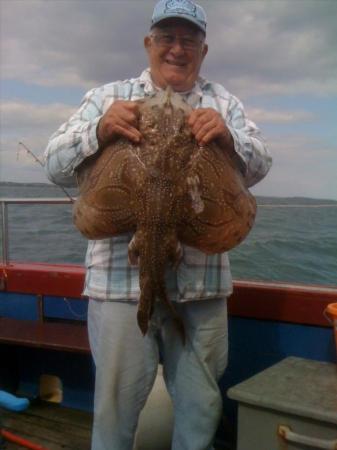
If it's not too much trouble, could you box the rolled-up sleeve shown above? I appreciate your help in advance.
[226,95,272,187]
[44,88,103,187]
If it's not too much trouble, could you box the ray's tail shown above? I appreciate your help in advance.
[129,228,185,343]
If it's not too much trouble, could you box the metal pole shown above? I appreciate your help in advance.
[1,201,9,265]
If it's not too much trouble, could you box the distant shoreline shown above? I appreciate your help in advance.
[1,181,55,188]
[1,181,336,205]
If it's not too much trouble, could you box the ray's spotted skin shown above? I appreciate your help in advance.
[73,89,256,338]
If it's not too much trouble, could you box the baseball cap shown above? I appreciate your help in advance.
[151,0,207,34]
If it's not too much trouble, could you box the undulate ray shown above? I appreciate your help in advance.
[73,88,257,339]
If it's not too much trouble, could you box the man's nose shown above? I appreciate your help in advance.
[170,39,185,54]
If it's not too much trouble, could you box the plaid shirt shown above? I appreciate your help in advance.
[44,69,271,302]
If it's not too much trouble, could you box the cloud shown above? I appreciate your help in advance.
[246,107,315,124]
[1,99,335,200]
[203,0,337,97]
[1,0,149,88]
[1,0,336,199]
[220,76,337,99]
[1,101,76,131]
[1,0,337,97]
[251,134,337,200]
[0,100,77,182]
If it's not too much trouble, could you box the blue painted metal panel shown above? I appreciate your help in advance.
[224,317,335,394]
[220,317,336,428]
[0,292,38,320]
[43,296,88,321]
[2,296,335,419]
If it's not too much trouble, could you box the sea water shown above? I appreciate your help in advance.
[1,183,336,287]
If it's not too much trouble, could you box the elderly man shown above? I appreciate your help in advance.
[45,1,271,449]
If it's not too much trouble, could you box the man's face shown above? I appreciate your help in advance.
[144,19,208,92]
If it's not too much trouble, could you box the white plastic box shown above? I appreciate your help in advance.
[228,357,337,450]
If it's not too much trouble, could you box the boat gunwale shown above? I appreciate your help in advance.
[1,261,336,328]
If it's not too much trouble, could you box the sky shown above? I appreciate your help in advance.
[1,0,337,200]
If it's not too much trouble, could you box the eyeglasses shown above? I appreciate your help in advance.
[150,33,204,51]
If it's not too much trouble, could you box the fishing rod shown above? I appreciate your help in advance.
[17,142,75,203]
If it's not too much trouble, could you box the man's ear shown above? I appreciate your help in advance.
[144,35,151,51]
[202,43,208,60]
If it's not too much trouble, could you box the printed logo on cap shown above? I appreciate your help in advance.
[164,0,197,18]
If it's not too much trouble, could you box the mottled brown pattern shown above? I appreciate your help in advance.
[74,89,256,338]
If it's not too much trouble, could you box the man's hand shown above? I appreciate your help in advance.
[187,108,234,151]
[97,101,142,148]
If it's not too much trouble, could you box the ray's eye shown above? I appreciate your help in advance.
[150,121,158,131]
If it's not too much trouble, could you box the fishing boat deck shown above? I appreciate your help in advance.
[0,400,234,449]
[0,400,92,450]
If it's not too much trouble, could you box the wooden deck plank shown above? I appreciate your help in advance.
[0,401,92,450]
[1,401,234,450]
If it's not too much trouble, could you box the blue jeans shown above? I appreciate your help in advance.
[88,297,228,450]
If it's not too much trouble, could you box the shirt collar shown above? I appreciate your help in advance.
[139,68,205,108]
